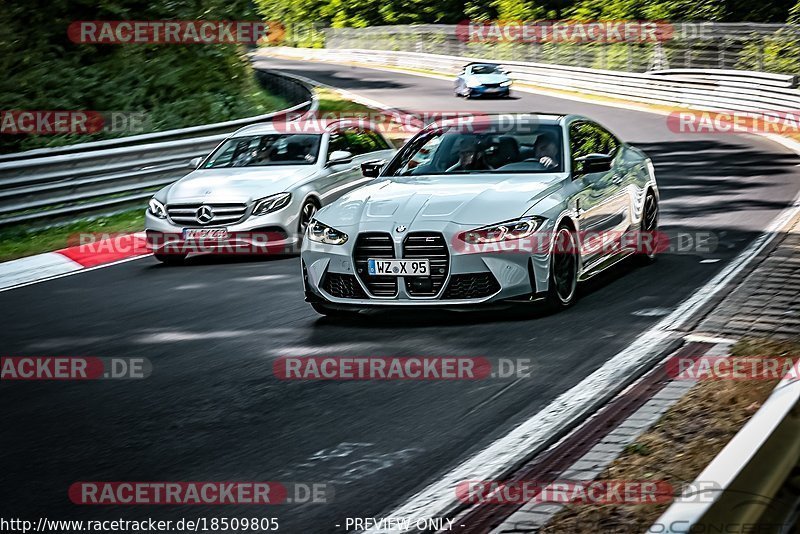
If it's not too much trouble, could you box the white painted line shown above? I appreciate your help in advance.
[0,252,83,291]
[0,254,150,293]
[363,189,800,531]
[684,334,739,345]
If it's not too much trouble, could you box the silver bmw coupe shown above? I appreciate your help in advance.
[145,120,395,264]
[301,113,659,316]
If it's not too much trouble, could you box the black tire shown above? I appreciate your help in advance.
[311,302,355,319]
[297,198,319,235]
[544,225,579,311]
[154,252,187,265]
[635,191,659,266]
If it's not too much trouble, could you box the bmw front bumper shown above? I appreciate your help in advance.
[468,85,511,97]
[301,222,554,308]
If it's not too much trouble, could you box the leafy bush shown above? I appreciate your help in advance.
[0,0,286,154]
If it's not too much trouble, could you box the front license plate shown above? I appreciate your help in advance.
[368,259,430,276]
[183,228,228,240]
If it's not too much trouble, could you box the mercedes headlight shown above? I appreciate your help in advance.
[252,192,291,216]
[460,217,544,244]
[307,220,348,245]
[148,198,167,219]
[500,80,512,87]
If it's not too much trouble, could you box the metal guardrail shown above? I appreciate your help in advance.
[0,70,317,227]
[263,47,800,117]
[323,23,800,75]
[654,361,800,532]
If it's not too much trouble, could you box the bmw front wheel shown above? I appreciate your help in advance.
[544,224,578,311]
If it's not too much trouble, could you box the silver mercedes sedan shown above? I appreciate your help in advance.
[145,120,395,264]
[301,113,659,316]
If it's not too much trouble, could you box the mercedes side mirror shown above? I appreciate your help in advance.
[188,156,203,169]
[326,150,354,167]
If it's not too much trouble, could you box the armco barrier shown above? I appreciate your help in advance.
[261,47,800,116]
[653,361,800,532]
[0,70,317,227]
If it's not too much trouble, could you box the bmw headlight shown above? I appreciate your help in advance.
[307,220,348,245]
[148,198,167,219]
[461,217,544,244]
[252,192,291,216]
[500,80,512,87]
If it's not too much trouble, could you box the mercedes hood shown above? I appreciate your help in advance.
[161,166,318,204]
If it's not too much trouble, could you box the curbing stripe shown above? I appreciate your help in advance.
[0,232,150,292]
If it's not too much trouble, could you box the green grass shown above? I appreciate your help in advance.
[0,209,145,262]
[315,88,377,113]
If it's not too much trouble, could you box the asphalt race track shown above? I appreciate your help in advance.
[2,58,799,532]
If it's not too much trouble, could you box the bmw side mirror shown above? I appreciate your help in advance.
[361,159,385,178]
[189,156,203,169]
[326,150,354,167]
[574,154,612,175]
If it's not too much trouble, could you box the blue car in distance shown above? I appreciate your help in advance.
[454,63,512,98]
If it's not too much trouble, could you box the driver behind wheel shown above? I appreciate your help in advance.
[533,132,560,170]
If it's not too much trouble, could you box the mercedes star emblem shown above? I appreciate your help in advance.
[196,205,214,224]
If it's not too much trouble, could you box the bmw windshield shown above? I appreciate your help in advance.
[385,124,564,175]
[202,133,322,168]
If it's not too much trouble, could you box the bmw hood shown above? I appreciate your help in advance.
[467,73,509,85]
[162,166,318,204]
[316,174,563,229]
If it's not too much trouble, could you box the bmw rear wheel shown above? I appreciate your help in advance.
[544,225,578,310]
